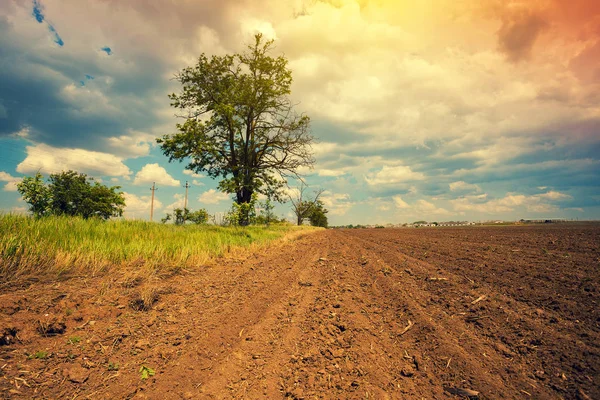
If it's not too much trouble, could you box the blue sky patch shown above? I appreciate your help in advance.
[101,47,112,55]
[47,24,64,46]
[32,0,44,23]
[32,1,64,47]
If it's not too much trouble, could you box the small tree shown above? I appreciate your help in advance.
[157,34,315,225]
[257,188,277,226]
[308,200,328,228]
[289,183,324,226]
[17,171,125,219]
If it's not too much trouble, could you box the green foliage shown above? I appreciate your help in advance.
[157,34,314,216]
[67,336,81,345]
[139,365,155,380]
[17,173,50,217]
[342,224,366,229]
[29,350,48,359]
[226,193,258,226]
[162,208,209,225]
[188,209,209,224]
[17,171,125,220]
[108,361,120,371]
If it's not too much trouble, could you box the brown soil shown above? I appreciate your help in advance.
[1,224,599,399]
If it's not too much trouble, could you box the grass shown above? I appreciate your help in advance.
[0,214,318,283]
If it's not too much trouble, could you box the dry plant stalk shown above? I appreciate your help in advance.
[398,320,414,336]
[471,295,487,305]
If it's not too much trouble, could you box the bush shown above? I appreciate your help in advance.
[161,208,209,225]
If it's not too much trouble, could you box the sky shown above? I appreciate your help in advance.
[0,0,599,225]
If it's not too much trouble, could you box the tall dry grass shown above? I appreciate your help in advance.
[0,214,316,283]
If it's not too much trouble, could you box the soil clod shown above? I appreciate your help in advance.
[0,327,18,345]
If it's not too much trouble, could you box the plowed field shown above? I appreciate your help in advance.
[1,224,599,399]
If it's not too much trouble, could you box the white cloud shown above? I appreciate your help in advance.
[11,127,30,139]
[413,199,451,216]
[241,18,277,41]
[365,196,394,212]
[123,192,163,219]
[106,130,155,158]
[393,196,410,209]
[133,163,180,187]
[365,165,425,186]
[16,144,131,177]
[60,83,120,117]
[3,181,20,192]
[312,142,338,157]
[198,189,230,204]
[165,193,186,211]
[318,169,346,177]
[0,171,22,192]
[390,196,451,218]
[282,186,301,200]
[538,191,572,201]
[449,181,481,193]
[450,191,572,215]
[377,203,391,211]
[183,170,205,178]
[321,191,353,216]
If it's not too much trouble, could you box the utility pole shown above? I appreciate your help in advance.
[150,182,157,221]
[183,181,190,210]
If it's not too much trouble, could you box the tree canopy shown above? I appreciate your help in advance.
[17,171,125,219]
[157,34,314,224]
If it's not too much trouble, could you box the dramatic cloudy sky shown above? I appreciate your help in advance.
[1,0,599,224]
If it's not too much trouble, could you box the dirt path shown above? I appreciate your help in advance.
[1,225,598,399]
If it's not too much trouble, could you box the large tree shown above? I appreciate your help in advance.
[157,34,314,224]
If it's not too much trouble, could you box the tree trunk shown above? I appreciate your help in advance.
[236,187,254,226]
[236,187,252,204]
